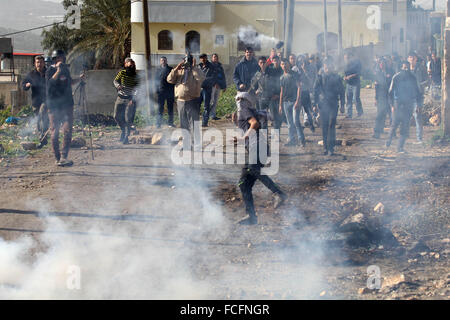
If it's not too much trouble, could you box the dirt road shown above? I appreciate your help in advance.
[0,89,449,299]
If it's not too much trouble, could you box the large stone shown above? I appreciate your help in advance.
[429,114,440,126]
[71,137,87,148]
[129,135,152,144]
[151,132,164,145]
[20,142,37,151]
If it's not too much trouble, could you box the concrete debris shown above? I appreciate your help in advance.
[20,142,37,150]
[129,135,152,144]
[151,132,164,145]
[382,274,410,289]
[71,137,87,148]
[429,114,440,126]
[374,202,385,214]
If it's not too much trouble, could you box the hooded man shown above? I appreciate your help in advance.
[233,91,286,225]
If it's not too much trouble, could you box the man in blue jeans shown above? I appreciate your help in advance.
[344,52,363,118]
[408,52,427,143]
[279,59,305,147]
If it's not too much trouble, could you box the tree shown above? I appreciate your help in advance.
[41,0,131,69]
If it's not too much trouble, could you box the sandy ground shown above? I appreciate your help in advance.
[0,88,448,299]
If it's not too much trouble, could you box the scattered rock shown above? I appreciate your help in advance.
[71,137,87,148]
[341,139,353,146]
[129,135,152,144]
[151,132,164,145]
[429,113,440,126]
[407,240,430,255]
[382,274,409,289]
[374,202,384,214]
[20,142,37,151]
[358,287,373,295]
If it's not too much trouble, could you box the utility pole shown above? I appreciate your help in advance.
[443,0,450,137]
[142,0,153,118]
[285,0,295,57]
[337,0,343,64]
[323,0,328,57]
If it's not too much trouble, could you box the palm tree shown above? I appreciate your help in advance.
[43,0,131,69]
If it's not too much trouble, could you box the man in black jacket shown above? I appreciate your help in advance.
[386,61,422,153]
[22,55,49,147]
[156,57,175,128]
[233,47,259,92]
[199,53,216,127]
[344,52,363,118]
[313,59,345,156]
[46,50,84,166]
[209,53,226,120]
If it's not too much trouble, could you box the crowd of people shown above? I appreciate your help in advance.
[21,46,441,225]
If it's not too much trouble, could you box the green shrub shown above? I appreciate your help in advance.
[0,105,12,125]
[215,86,237,117]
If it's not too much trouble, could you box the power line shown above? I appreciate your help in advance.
[0,1,131,38]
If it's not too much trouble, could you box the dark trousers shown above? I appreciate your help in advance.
[260,98,282,129]
[374,94,390,136]
[114,97,136,137]
[387,102,414,151]
[300,90,315,128]
[238,164,283,217]
[177,98,201,149]
[48,106,73,161]
[157,91,174,126]
[346,83,363,117]
[32,103,49,141]
[319,102,338,153]
[201,87,213,126]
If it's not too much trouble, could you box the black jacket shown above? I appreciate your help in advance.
[199,60,216,89]
[46,64,74,109]
[22,68,47,107]
[233,57,259,91]
[313,71,345,108]
[212,61,227,89]
[156,65,174,93]
[389,70,421,105]
[344,58,362,86]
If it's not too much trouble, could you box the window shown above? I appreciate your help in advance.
[215,35,224,46]
[185,31,200,54]
[237,29,261,52]
[158,30,173,50]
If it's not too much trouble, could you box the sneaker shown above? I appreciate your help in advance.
[323,150,329,155]
[310,125,315,133]
[413,140,423,145]
[119,131,125,142]
[122,136,129,145]
[304,120,310,127]
[202,123,208,128]
[238,215,257,225]
[57,159,73,167]
[345,115,352,119]
[168,123,176,128]
[212,117,221,120]
[357,112,363,118]
[284,140,297,147]
[273,192,287,209]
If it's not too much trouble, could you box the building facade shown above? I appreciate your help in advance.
[130,0,408,69]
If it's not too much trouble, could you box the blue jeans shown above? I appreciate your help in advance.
[412,102,423,141]
[346,83,363,117]
[201,87,213,125]
[283,101,305,144]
